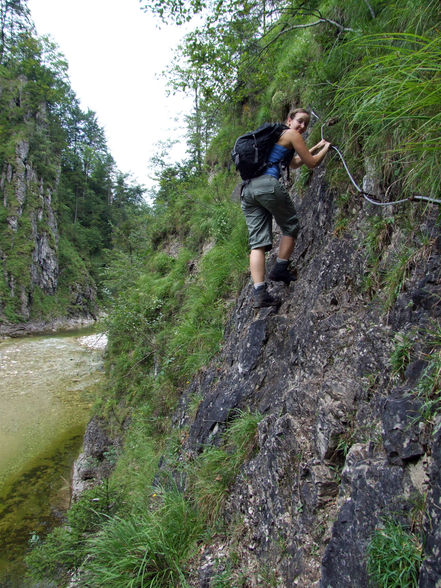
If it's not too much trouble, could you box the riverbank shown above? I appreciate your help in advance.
[0,315,99,339]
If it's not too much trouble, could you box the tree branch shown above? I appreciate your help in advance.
[259,18,355,55]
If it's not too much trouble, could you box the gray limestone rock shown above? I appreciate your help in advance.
[419,420,441,587]
[71,417,116,502]
[167,164,440,586]
[321,453,410,588]
[382,394,426,465]
[0,102,98,320]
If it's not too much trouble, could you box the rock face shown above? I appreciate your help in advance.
[172,165,441,585]
[1,135,59,319]
[71,416,117,502]
[419,421,441,587]
[0,92,97,323]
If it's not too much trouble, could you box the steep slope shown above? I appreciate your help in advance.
[36,154,440,587]
[172,164,441,586]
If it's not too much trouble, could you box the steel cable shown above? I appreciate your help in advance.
[309,109,441,207]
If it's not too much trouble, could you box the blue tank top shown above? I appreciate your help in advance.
[263,144,294,179]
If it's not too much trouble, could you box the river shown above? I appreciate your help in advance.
[0,329,106,585]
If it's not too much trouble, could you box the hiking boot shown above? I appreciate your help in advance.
[252,285,280,308]
[268,262,297,284]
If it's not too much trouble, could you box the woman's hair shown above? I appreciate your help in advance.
[287,108,310,120]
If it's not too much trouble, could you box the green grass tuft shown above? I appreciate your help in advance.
[367,520,422,587]
[83,488,202,588]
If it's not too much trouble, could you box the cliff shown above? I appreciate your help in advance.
[0,73,98,326]
[25,154,441,586]
[169,165,441,586]
[0,99,58,320]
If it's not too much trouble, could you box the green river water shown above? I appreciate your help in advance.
[0,330,105,586]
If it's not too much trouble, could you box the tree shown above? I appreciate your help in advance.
[141,0,362,169]
[0,0,31,64]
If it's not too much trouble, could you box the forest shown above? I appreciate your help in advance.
[1,0,441,586]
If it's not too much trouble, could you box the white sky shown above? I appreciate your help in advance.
[27,0,193,192]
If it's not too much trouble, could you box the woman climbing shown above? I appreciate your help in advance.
[240,108,332,308]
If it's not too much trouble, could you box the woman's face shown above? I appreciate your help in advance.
[289,112,310,134]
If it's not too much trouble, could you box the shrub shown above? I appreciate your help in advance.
[25,526,82,585]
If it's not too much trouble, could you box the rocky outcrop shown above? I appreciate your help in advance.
[29,178,59,295]
[71,416,117,502]
[171,164,441,585]
[419,419,441,587]
[0,95,98,323]
[1,132,59,320]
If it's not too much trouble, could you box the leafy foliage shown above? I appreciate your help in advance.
[102,164,248,405]
[0,0,31,65]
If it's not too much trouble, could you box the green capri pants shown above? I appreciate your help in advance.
[241,175,299,251]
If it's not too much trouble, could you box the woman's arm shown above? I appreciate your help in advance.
[279,131,331,169]
[309,139,329,154]
[289,154,304,169]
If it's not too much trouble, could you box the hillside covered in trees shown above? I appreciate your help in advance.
[0,0,145,327]
[4,0,441,586]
